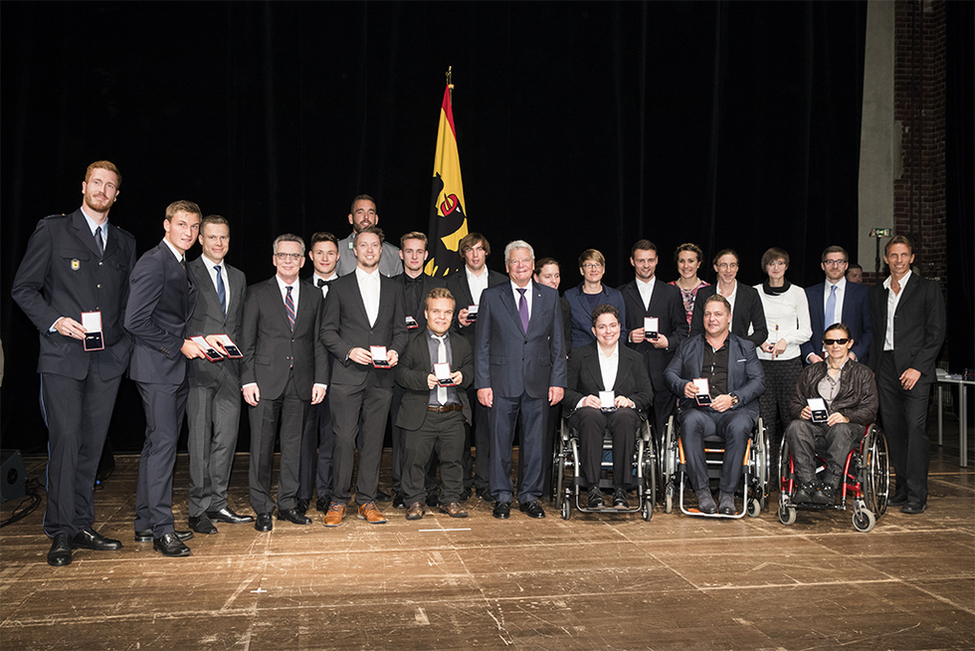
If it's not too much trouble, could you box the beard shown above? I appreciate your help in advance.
[84,191,113,213]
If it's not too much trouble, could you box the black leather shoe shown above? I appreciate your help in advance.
[153,532,191,557]
[393,493,406,509]
[315,497,329,513]
[459,487,471,503]
[48,534,73,566]
[189,515,217,534]
[426,493,440,508]
[71,527,122,551]
[277,508,312,525]
[206,507,255,524]
[901,502,927,514]
[613,488,629,509]
[135,529,194,543]
[519,500,546,519]
[588,486,605,509]
[376,488,392,501]
[295,498,310,514]
[255,513,273,531]
[493,501,511,519]
[888,492,909,507]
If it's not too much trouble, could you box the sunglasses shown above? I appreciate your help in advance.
[823,338,850,346]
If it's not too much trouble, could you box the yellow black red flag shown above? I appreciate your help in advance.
[425,84,469,278]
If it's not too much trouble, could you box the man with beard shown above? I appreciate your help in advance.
[335,194,403,277]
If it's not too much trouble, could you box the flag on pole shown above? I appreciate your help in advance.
[425,82,469,278]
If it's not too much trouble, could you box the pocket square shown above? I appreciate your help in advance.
[736,358,747,362]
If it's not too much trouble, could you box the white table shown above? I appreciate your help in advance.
[936,376,974,467]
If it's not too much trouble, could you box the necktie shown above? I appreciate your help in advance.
[517,288,529,333]
[285,286,296,332]
[434,334,448,405]
[94,226,104,256]
[215,265,227,315]
[824,284,837,330]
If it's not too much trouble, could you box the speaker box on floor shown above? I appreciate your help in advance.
[1,449,27,502]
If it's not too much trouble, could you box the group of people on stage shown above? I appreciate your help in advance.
[12,161,946,567]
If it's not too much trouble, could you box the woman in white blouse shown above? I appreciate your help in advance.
[754,247,812,472]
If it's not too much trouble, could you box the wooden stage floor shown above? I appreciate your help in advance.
[2,444,973,651]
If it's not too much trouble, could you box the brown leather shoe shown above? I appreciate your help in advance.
[406,502,424,520]
[357,500,388,524]
[323,502,346,528]
[439,502,469,518]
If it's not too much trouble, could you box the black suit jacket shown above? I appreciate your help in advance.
[563,342,653,416]
[187,257,247,388]
[689,283,768,348]
[240,277,328,400]
[444,267,507,344]
[320,270,409,387]
[12,210,137,380]
[394,329,474,430]
[393,272,447,331]
[867,273,946,383]
[618,279,687,392]
[125,240,198,385]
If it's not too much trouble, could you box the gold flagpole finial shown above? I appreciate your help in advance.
[446,66,454,90]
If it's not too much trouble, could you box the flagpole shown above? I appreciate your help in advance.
[446,66,453,101]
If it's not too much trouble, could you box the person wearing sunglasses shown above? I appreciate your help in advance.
[784,323,878,505]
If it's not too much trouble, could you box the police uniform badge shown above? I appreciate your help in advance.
[71,259,81,271]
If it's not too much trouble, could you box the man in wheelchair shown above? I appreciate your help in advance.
[664,294,765,515]
[563,305,652,509]
[784,323,878,505]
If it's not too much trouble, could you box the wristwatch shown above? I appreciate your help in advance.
[729,394,740,406]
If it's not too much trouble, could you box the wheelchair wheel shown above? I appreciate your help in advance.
[561,498,571,520]
[852,508,876,533]
[553,424,569,509]
[778,438,794,498]
[746,498,761,518]
[641,422,657,511]
[777,503,797,525]
[753,417,770,510]
[861,425,890,517]
[662,416,677,514]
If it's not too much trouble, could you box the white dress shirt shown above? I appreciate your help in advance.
[636,275,656,311]
[356,266,381,327]
[823,277,847,326]
[202,253,231,311]
[466,266,489,305]
[275,273,300,311]
[882,270,912,351]
[576,343,620,409]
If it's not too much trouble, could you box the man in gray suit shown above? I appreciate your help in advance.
[185,215,254,535]
[335,194,403,278]
[12,161,136,566]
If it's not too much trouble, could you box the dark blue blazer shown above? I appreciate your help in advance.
[801,280,873,364]
[664,333,765,418]
[563,283,627,351]
[474,280,567,399]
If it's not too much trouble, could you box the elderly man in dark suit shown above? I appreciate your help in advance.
[665,293,765,515]
[564,305,652,509]
[395,287,474,520]
[241,234,328,532]
[125,200,206,557]
[801,245,872,366]
[12,161,136,566]
[619,239,687,440]
[320,226,408,527]
[475,240,566,520]
[868,236,945,514]
[184,215,253,535]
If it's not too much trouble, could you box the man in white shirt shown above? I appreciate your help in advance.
[335,194,403,277]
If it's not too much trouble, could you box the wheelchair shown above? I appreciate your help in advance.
[777,423,889,532]
[552,412,656,521]
[660,413,769,519]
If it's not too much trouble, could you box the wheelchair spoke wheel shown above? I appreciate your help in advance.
[862,426,890,517]
[777,504,797,525]
[853,508,876,532]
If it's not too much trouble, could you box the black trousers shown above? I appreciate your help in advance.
[402,409,466,505]
[330,382,393,505]
[877,352,931,504]
[568,407,641,488]
[247,375,308,514]
[298,395,334,503]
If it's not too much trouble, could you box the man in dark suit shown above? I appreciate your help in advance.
[12,161,135,566]
[689,249,767,349]
[665,294,765,515]
[800,245,872,365]
[320,226,408,526]
[125,200,206,557]
[564,305,652,509]
[297,231,341,515]
[389,232,447,508]
[335,194,403,277]
[445,232,507,500]
[475,240,567,520]
[868,236,946,514]
[184,215,253,535]
[241,234,328,532]
[395,287,474,520]
[619,239,687,440]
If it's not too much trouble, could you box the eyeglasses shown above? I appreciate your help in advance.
[582,263,603,270]
[274,252,303,260]
[767,260,786,268]
[823,259,848,267]
[823,338,850,346]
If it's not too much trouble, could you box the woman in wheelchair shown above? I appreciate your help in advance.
[563,305,652,509]
[784,323,878,505]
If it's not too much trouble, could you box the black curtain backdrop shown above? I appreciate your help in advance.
[1,1,965,455]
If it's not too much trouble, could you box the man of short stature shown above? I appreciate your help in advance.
[868,236,945,515]
[320,226,408,526]
[445,232,507,500]
[241,234,328,532]
[125,200,206,557]
[185,215,254,535]
[335,194,403,277]
[664,294,765,516]
[390,232,446,507]
[395,288,473,520]
[297,231,341,515]
[475,240,566,520]
[12,161,136,566]
[846,263,863,284]
[801,246,872,366]
[619,239,687,439]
